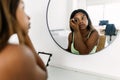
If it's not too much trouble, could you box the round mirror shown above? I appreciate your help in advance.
[46,0,120,55]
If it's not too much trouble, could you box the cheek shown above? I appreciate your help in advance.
[85,20,88,26]
[16,13,29,30]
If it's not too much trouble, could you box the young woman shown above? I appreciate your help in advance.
[66,9,99,55]
[0,0,47,79]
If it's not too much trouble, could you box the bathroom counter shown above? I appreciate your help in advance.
[47,65,116,80]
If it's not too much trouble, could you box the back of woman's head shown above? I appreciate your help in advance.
[0,0,25,51]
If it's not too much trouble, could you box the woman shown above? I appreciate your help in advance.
[66,9,99,55]
[0,0,47,80]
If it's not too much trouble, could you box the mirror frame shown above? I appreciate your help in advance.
[46,0,67,51]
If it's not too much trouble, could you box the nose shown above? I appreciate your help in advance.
[27,15,30,20]
[79,19,83,25]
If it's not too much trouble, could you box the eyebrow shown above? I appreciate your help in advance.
[82,14,86,17]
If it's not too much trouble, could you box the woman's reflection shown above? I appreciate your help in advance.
[66,9,99,55]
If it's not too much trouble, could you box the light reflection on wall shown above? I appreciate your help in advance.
[87,3,120,29]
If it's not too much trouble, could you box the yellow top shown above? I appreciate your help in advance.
[71,31,97,55]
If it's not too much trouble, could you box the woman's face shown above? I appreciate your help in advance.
[16,0,30,32]
[73,12,88,30]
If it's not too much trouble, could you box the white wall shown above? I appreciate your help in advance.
[23,0,56,52]
[48,0,69,30]
[23,0,120,79]
[87,0,120,5]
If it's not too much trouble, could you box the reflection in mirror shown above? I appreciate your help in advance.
[47,0,120,55]
[65,9,99,55]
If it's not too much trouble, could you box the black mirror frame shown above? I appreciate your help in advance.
[46,0,68,51]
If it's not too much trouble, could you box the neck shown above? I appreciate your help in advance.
[81,29,88,34]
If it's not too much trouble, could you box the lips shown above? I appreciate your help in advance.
[79,24,84,27]
[79,24,85,29]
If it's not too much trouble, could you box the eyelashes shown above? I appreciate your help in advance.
[72,18,79,23]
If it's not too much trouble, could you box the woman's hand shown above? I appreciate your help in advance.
[17,28,47,71]
[70,18,80,31]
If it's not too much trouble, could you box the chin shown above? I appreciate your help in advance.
[80,27,85,30]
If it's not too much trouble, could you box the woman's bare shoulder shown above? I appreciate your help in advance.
[0,44,37,79]
[90,29,99,37]
[0,44,34,60]
[68,32,73,41]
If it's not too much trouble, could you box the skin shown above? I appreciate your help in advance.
[16,0,30,32]
[67,12,99,55]
[0,0,47,80]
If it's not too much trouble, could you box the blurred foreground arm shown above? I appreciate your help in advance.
[23,34,48,78]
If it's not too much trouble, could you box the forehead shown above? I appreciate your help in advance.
[74,12,86,17]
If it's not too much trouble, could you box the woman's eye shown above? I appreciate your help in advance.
[82,16,84,20]
[74,19,78,22]
[72,18,77,23]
